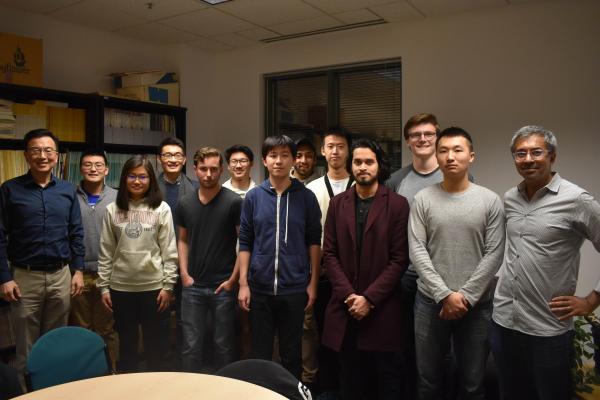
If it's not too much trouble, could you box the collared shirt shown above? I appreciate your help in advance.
[493,173,600,336]
[0,171,85,283]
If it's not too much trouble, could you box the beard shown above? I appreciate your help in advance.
[354,174,377,187]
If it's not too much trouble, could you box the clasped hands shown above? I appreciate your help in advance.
[345,293,374,321]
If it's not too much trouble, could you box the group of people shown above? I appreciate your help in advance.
[0,114,599,400]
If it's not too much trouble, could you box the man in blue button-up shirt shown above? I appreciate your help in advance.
[0,129,85,383]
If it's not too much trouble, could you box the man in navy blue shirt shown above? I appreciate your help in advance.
[0,129,85,383]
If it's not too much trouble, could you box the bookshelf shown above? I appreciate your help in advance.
[0,83,187,186]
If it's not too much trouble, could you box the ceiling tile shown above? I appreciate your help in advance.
[186,37,234,53]
[115,22,201,45]
[332,9,381,25]
[302,0,404,14]
[161,8,256,36]
[0,0,81,14]
[370,1,424,22]
[48,0,147,31]
[409,0,507,17]
[211,32,260,48]
[101,0,207,22]
[237,27,279,41]
[217,0,324,26]
[268,15,342,36]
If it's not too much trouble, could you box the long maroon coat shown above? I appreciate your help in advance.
[321,184,409,352]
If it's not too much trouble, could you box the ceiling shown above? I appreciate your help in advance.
[0,0,550,53]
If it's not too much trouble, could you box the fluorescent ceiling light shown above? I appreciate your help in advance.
[199,0,232,4]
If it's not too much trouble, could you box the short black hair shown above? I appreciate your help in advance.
[323,127,352,147]
[348,138,391,183]
[79,148,108,166]
[23,129,59,150]
[262,135,297,159]
[295,137,316,154]
[436,127,474,151]
[158,137,185,155]
[225,144,254,163]
[116,155,162,211]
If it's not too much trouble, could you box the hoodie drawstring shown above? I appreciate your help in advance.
[285,192,289,245]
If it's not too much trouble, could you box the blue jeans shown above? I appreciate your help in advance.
[181,285,235,372]
[490,321,574,400]
[414,291,491,400]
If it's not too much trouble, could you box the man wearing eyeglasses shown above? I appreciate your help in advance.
[157,137,198,218]
[223,145,256,199]
[156,137,197,371]
[0,129,85,385]
[491,126,600,400]
[70,149,118,369]
[385,113,442,399]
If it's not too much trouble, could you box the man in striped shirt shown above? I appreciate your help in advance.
[492,125,600,400]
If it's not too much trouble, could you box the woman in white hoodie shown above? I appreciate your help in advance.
[98,155,178,372]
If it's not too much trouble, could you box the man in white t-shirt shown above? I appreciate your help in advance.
[223,144,256,199]
[306,128,353,394]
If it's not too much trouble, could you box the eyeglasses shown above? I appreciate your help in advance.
[27,147,58,156]
[229,158,250,166]
[81,162,106,170]
[127,174,149,182]
[408,131,437,140]
[161,152,184,161]
[513,149,547,161]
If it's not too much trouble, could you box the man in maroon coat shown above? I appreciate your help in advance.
[322,138,410,400]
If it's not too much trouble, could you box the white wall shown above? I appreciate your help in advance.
[0,5,178,92]
[183,0,600,295]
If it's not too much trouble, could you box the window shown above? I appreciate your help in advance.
[265,59,402,170]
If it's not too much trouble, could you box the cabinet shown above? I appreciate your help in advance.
[0,83,187,186]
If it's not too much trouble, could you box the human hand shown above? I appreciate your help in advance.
[305,284,317,311]
[181,274,195,288]
[101,292,113,312]
[0,281,21,302]
[348,295,373,320]
[215,279,235,294]
[549,295,593,321]
[238,284,251,311]
[156,289,172,313]
[71,270,84,296]
[439,292,469,320]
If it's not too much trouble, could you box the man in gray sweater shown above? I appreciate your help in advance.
[409,127,505,400]
[70,149,118,368]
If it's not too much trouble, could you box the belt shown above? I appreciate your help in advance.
[12,261,68,272]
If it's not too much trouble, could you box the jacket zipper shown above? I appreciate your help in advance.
[274,193,281,295]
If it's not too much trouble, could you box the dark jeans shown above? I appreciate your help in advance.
[490,321,574,400]
[338,321,402,400]
[250,291,307,379]
[399,269,418,400]
[414,291,491,400]
[111,289,170,373]
[181,284,235,372]
[315,277,340,392]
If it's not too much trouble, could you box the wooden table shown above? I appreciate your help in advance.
[14,372,288,400]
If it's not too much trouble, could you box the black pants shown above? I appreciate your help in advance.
[111,289,170,373]
[314,278,340,392]
[250,292,307,379]
[339,321,403,400]
[399,269,418,399]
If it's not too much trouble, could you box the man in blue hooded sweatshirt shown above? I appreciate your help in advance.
[238,135,322,379]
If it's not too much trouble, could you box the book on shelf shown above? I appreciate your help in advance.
[0,151,158,188]
[0,99,16,138]
[104,108,175,146]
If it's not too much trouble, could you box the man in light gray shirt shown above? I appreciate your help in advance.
[491,126,600,400]
[409,127,505,400]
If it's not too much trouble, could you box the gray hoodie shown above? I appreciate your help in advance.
[76,183,117,272]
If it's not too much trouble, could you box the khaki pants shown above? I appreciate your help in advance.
[302,308,319,383]
[69,272,119,369]
[11,266,71,380]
